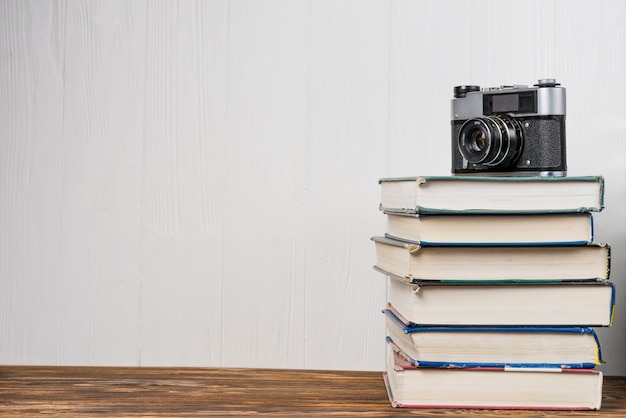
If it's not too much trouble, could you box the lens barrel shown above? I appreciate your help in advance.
[457,115,523,168]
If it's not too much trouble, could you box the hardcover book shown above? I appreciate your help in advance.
[379,175,604,214]
[384,308,602,369]
[384,342,603,410]
[375,173,612,411]
[372,235,610,282]
[384,273,615,327]
[384,212,594,246]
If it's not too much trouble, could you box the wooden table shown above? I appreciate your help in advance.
[1,366,626,416]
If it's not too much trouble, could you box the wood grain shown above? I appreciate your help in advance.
[304,0,389,371]
[1,0,625,375]
[57,0,145,366]
[1,366,625,417]
[220,0,309,369]
[139,0,228,367]
[0,0,64,365]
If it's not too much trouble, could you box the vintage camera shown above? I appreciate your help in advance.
[451,79,567,175]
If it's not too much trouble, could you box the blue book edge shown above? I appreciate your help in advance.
[386,336,600,369]
[383,308,604,366]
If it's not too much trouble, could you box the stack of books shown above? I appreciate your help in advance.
[372,175,614,410]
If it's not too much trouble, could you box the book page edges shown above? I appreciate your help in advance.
[384,369,601,410]
[379,175,605,213]
[385,336,599,369]
[384,310,603,365]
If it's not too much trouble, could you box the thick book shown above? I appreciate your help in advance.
[372,235,610,282]
[385,274,615,327]
[384,309,602,369]
[384,212,594,246]
[384,342,603,410]
[379,175,604,214]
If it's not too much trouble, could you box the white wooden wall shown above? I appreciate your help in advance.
[1,0,625,375]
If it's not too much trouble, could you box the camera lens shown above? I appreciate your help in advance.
[468,130,487,152]
[457,115,523,167]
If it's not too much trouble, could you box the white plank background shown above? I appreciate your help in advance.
[1,0,625,375]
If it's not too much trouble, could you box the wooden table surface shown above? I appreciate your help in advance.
[1,366,626,416]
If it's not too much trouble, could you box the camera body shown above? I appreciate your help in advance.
[451,79,567,175]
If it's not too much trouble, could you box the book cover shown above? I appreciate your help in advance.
[379,175,604,214]
[384,342,603,410]
[383,273,616,327]
[384,309,602,369]
[372,235,610,282]
[384,212,594,246]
